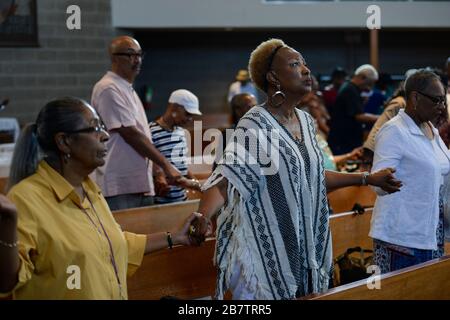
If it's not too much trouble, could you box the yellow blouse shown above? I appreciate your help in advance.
[2,161,147,300]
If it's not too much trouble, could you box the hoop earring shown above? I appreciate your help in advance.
[270,84,286,108]
[63,153,71,164]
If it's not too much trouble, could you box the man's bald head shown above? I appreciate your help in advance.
[108,36,143,83]
[108,36,141,58]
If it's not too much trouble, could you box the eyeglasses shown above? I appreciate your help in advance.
[66,123,107,135]
[416,91,447,106]
[112,51,145,60]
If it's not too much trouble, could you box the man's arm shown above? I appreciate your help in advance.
[115,126,181,181]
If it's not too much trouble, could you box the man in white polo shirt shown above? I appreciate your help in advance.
[91,36,181,211]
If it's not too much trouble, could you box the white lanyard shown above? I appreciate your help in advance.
[79,191,125,300]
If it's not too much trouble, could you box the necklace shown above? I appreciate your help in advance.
[80,189,125,300]
[263,103,303,142]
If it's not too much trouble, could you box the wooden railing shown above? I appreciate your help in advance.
[305,256,450,300]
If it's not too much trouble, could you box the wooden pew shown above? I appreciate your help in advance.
[114,200,373,260]
[329,209,373,257]
[115,204,375,299]
[127,239,217,300]
[327,186,376,214]
[113,200,200,234]
[115,202,450,300]
[306,255,450,300]
[114,200,214,299]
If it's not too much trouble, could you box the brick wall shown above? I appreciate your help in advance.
[0,0,116,125]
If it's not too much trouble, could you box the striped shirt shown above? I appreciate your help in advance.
[149,121,188,204]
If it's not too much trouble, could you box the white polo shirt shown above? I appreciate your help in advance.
[370,109,450,250]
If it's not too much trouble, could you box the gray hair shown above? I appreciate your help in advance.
[354,64,379,81]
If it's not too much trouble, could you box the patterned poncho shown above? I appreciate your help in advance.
[203,105,333,300]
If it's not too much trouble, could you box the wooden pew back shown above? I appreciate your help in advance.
[127,239,217,300]
[114,200,214,299]
[307,256,450,300]
[327,186,376,214]
[113,200,200,234]
[329,210,373,258]
[115,203,374,299]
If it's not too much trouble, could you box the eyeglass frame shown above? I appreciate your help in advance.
[416,90,447,107]
[65,123,107,135]
[112,51,145,60]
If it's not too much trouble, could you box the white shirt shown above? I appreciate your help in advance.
[370,109,450,250]
[431,138,450,185]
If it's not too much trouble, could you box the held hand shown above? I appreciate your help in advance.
[177,177,202,192]
[154,175,170,197]
[188,179,202,192]
[172,212,203,246]
[368,168,402,194]
[164,164,182,185]
[349,147,363,159]
[188,214,213,246]
[0,194,17,224]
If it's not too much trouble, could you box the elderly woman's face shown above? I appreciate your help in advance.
[271,47,312,96]
[414,79,446,124]
[67,104,110,171]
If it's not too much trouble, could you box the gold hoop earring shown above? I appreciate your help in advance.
[270,84,286,108]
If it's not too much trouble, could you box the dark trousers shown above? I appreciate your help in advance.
[106,193,154,211]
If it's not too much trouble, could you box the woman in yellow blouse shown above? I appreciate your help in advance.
[0,97,197,299]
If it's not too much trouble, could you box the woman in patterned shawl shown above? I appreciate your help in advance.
[192,39,402,300]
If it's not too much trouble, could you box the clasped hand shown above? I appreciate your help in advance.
[369,167,402,194]
[188,214,213,246]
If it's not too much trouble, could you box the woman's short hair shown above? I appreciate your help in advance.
[404,69,441,100]
[248,38,286,93]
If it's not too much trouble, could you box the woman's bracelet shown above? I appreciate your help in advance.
[361,171,370,186]
[0,239,18,248]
